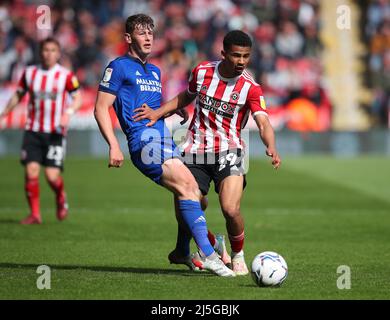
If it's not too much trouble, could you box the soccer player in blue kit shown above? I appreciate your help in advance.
[94,14,234,277]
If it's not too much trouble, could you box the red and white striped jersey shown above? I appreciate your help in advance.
[181,61,268,154]
[17,63,80,134]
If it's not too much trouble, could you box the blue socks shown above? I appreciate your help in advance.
[178,200,214,257]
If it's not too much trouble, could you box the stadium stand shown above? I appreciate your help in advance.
[0,0,388,131]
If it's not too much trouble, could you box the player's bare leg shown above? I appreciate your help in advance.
[218,175,248,275]
[161,158,202,201]
[21,162,42,225]
[45,167,68,221]
[161,158,235,277]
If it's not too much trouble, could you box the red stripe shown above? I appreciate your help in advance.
[197,67,215,153]
[197,112,207,152]
[6,112,12,128]
[185,66,214,153]
[223,77,246,149]
[235,104,249,147]
[19,112,26,129]
[234,84,252,149]
[185,106,207,153]
[209,79,227,153]
[61,75,68,135]
[39,74,48,132]
[27,68,38,131]
[51,71,60,133]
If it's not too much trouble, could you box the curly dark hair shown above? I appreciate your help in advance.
[223,30,252,51]
[125,14,154,34]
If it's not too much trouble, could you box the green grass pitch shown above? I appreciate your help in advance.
[0,156,389,299]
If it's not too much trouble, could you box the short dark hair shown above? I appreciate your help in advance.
[39,37,60,52]
[223,30,252,51]
[126,14,154,34]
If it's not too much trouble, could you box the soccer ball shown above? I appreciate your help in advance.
[251,251,288,287]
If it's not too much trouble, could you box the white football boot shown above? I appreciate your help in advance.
[192,252,236,277]
[231,250,249,276]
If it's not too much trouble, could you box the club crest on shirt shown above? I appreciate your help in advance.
[152,71,159,80]
[230,91,240,101]
[103,68,113,82]
[200,85,208,93]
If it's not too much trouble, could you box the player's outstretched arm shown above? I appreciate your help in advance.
[0,91,25,122]
[60,90,83,128]
[94,91,124,168]
[133,90,196,126]
[254,113,281,169]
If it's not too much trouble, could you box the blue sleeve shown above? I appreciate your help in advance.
[98,60,123,96]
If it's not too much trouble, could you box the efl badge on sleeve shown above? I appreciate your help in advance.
[103,68,113,82]
[152,71,159,80]
[260,96,266,110]
[71,76,79,89]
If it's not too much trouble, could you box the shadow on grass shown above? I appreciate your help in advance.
[0,218,21,224]
[0,262,212,277]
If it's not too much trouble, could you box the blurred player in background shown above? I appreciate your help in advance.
[134,30,281,275]
[0,37,82,224]
[94,14,235,277]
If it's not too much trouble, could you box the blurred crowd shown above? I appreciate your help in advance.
[0,0,387,129]
[365,0,390,127]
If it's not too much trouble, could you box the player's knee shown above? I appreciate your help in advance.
[26,163,40,178]
[222,205,241,219]
[177,179,200,200]
[44,170,60,184]
[45,175,59,185]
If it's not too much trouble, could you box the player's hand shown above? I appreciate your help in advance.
[266,148,281,170]
[0,112,8,130]
[109,146,124,168]
[60,113,70,128]
[0,111,8,122]
[175,108,189,125]
[133,104,158,127]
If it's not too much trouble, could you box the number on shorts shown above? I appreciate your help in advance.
[218,152,238,171]
[47,145,63,164]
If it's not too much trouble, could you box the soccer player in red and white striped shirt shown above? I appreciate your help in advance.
[134,30,281,275]
[0,37,82,224]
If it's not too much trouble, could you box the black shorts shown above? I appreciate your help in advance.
[20,130,66,170]
[181,149,247,195]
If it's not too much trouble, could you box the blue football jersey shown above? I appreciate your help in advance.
[98,54,166,146]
